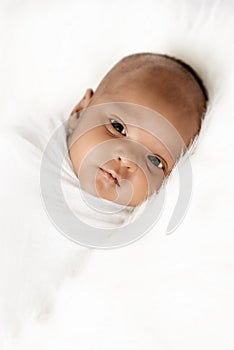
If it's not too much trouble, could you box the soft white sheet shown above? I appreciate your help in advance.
[0,0,234,349]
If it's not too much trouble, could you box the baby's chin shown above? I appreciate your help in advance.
[77,176,135,207]
[95,170,143,206]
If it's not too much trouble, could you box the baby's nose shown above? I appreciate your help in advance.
[116,155,138,173]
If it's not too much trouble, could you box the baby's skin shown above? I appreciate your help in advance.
[67,53,207,207]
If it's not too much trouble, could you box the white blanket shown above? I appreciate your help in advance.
[0,0,234,349]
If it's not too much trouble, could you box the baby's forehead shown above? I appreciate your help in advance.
[115,60,187,85]
[111,66,194,110]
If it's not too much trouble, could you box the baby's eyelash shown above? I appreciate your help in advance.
[147,155,164,170]
[110,119,126,136]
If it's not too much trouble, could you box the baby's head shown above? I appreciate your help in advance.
[67,53,208,207]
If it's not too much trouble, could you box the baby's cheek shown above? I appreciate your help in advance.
[128,171,150,205]
[68,143,80,169]
[130,168,165,205]
[95,173,119,201]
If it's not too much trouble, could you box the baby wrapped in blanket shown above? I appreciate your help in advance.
[0,51,208,343]
[55,52,208,244]
[40,52,208,249]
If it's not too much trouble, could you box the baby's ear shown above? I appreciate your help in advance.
[68,88,94,129]
[68,111,80,130]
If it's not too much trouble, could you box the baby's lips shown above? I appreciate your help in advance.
[99,167,120,186]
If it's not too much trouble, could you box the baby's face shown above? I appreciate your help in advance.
[67,69,199,207]
[68,108,180,206]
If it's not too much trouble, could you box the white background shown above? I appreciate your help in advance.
[0,1,234,349]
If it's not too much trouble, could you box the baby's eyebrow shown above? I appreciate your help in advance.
[153,138,174,159]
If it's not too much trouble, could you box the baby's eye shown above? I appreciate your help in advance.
[147,154,164,170]
[110,119,126,136]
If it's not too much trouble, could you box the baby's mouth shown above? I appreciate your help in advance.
[99,167,120,187]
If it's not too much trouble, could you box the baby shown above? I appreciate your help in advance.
[66,52,208,208]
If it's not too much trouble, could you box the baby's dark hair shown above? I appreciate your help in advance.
[119,52,209,115]
[160,53,208,106]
